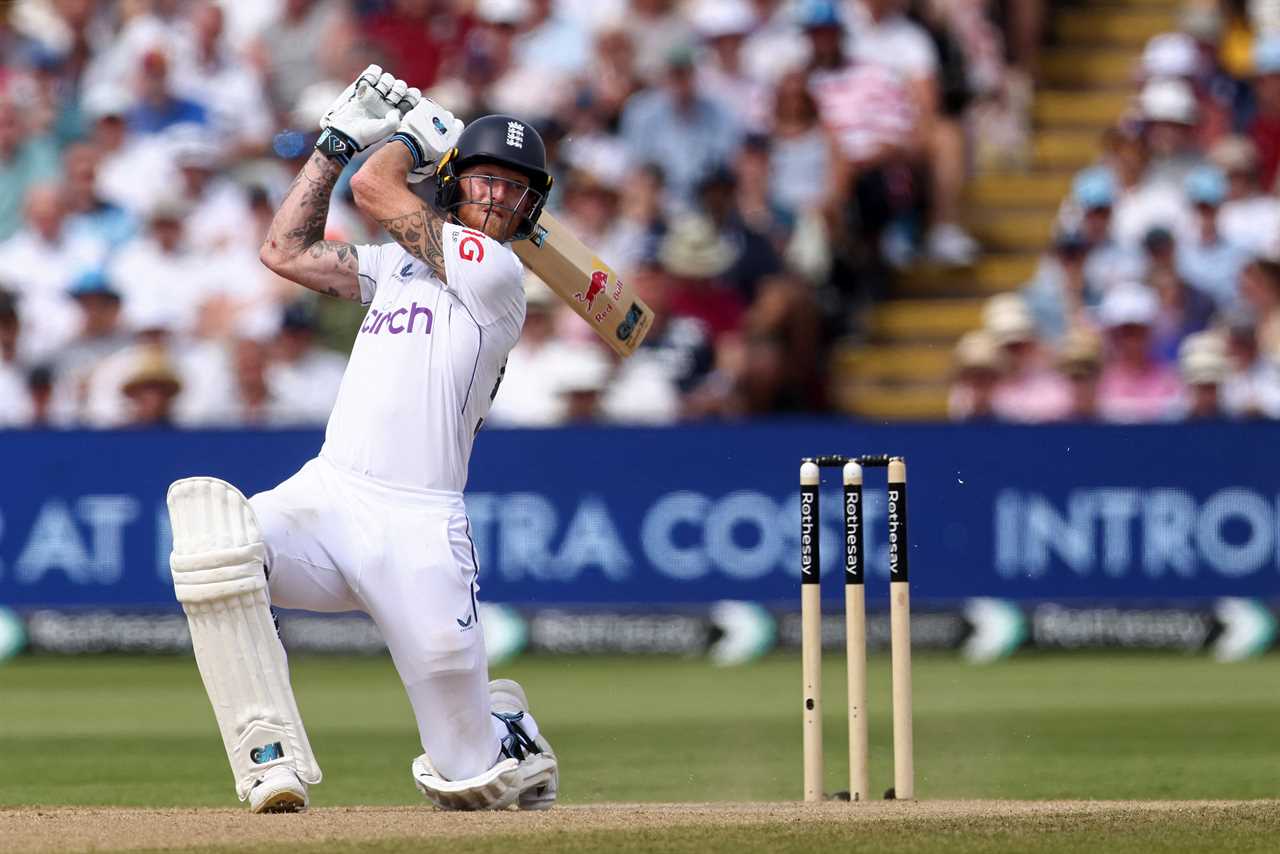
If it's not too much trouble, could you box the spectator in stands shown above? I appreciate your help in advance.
[1239,257,1280,360]
[767,69,834,221]
[1174,330,1231,419]
[127,50,207,136]
[619,45,742,207]
[619,0,694,84]
[170,134,254,253]
[657,214,745,344]
[172,2,274,158]
[1069,167,1144,295]
[118,344,183,427]
[0,183,108,363]
[1095,283,1182,423]
[1220,309,1280,418]
[1175,165,1249,310]
[848,0,979,265]
[1246,36,1280,192]
[947,328,1001,422]
[602,258,712,423]
[1142,226,1215,361]
[1022,230,1100,345]
[1111,81,1199,247]
[983,293,1071,422]
[49,270,131,425]
[108,197,202,334]
[363,0,467,94]
[1211,135,1280,258]
[691,0,764,130]
[1138,32,1231,148]
[1055,325,1104,422]
[258,0,353,111]
[61,143,136,250]
[0,95,60,241]
[0,289,30,426]
[480,0,577,122]
[516,0,592,77]
[266,301,345,425]
[556,342,611,424]
[24,364,54,427]
[697,162,785,303]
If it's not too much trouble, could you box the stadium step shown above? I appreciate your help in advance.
[867,298,985,341]
[1034,90,1132,128]
[965,172,1074,208]
[965,213,1054,252]
[1041,49,1138,89]
[837,344,954,383]
[1055,7,1177,46]
[833,381,951,422]
[1033,129,1105,170]
[898,253,1038,296]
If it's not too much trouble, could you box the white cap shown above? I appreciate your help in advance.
[691,0,755,39]
[954,329,1002,372]
[1179,331,1229,384]
[1098,282,1159,328]
[1141,33,1200,79]
[476,0,529,25]
[982,293,1036,345]
[1139,77,1197,124]
[81,85,135,120]
[556,343,611,393]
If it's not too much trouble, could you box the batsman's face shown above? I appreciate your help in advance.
[457,163,538,242]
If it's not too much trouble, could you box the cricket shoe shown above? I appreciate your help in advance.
[490,678,558,810]
[248,766,308,813]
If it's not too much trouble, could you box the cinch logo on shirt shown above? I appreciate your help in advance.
[361,302,433,335]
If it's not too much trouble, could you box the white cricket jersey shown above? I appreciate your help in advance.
[320,223,525,493]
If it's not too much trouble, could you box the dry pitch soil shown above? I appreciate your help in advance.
[3,800,1276,853]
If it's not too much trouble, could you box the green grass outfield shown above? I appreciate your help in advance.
[2,653,1278,851]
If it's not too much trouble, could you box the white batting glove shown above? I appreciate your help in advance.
[390,98,465,183]
[315,65,415,165]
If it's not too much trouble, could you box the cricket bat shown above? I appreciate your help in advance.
[513,211,654,357]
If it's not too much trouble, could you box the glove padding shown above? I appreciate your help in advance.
[318,65,420,159]
[392,98,465,183]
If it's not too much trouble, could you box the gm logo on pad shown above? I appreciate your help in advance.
[250,741,285,764]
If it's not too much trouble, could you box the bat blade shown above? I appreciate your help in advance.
[513,211,654,357]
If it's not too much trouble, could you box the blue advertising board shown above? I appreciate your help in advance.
[2,422,1279,609]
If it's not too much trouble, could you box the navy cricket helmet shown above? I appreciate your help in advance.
[435,115,553,241]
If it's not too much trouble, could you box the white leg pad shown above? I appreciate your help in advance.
[168,477,322,801]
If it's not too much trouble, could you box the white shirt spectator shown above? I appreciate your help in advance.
[1219,195,1280,258]
[0,228,107,363]
[1111,181,1195,249]
[514,9,592,75]
[267,347,346,425]
[845,0,938,82]
[171,47,274,151]
[0,361,31,426]
[108,233,208,334]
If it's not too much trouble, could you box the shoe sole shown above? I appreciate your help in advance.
[253,791,307,813]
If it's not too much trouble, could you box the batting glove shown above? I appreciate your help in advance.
[390,98,465,183]
[316,65,419,165]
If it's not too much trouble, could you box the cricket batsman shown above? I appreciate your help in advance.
[166,66,557,812]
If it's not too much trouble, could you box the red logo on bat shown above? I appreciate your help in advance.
[579,270,608,308]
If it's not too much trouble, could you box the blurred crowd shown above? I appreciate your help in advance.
[0,0,1034,428]
[950,1,1280,424]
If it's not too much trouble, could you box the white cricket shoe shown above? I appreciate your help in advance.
[248,766,308,813]
[489,678,558,810]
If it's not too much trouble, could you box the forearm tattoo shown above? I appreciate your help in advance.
[378,203,448,282]
[265,151,359,299]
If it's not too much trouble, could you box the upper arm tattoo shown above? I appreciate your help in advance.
[378,203,448,283]
[305,240,360,299]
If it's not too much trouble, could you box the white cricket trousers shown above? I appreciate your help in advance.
[249,455,502,780]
